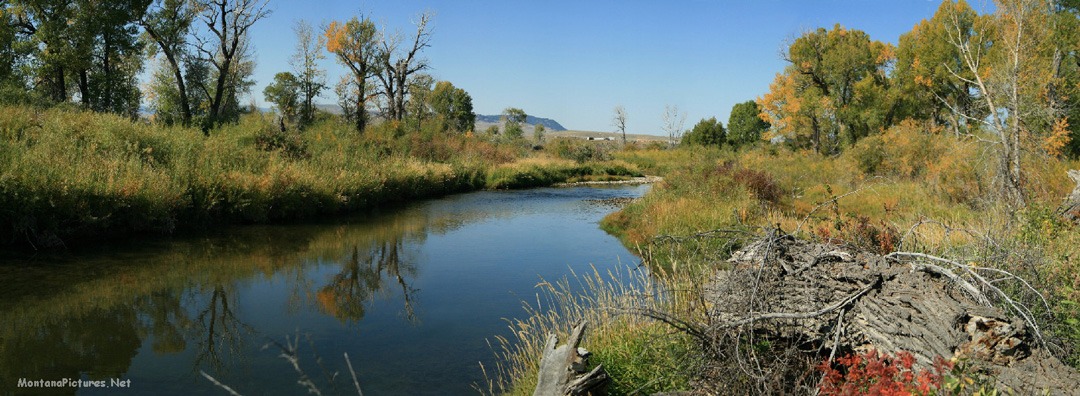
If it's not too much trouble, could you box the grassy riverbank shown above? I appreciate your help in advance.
[0,105,641,249]
[491,121,1080,393]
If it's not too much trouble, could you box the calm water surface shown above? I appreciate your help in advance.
[0,185,648,395]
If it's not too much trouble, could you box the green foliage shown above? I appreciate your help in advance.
[430,80,475,133]
[892,0,983,135]
[759,24,893,153]
[533,123,545,143]
[290,20,327,128]
[263,72,301,123]
[727,100,769,148]
[502,107,527,140]
[681,117,725,147]
[552,138,614,163]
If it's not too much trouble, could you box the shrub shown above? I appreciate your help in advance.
[818,350,952,396]
[552,138,614,163]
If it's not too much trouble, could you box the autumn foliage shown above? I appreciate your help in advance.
[818,350,953,396]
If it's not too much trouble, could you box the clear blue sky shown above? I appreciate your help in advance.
[243,0,991,135]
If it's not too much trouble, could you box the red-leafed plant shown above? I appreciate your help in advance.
[818,350,953,396]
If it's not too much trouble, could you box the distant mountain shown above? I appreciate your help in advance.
[475,114,567,131]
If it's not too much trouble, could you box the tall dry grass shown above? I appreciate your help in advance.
[0,105,638,248]
[478,264,705,395]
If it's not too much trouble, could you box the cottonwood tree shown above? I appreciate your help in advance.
[943,0,1061,207]
[191,0,270,130]
[325,15,379,133]
[892,0,982,138]
[142,0,196,126]
[11,0,148,114]
[290,20,325,128]
[429,80,475,133]
[682,117,725,147]
[662,104,686,147]
[612,105,628,145]
[727,100,769,148]
[758,24,894,153]
[263,72,300,123]
[375,11,433,122]
[406,73,434,132]
[534,123,546,143]
[503,107,527,140]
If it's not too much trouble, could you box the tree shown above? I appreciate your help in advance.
[612,105,628,145]
[73,0,149,117]
[892,0,982,137]
[11,0,149,115]
[325,15,379,133]
[191,0,270,130]
[406,73,434,132]
[502,107,527,140]
[534,123,546,143]
[291,20,326,128]
[727,100,770,148]
[681,117,725,147]
[11,0,77,102]
[758,24,894,153]
[662,104,686,147]
[943,0,1059,207]
[263,72,300,124]
[375,11,433,122]
[142,0,196,126]
[430,80,475,133]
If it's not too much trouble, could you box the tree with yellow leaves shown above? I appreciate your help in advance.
[325,16,380,133]
[757,24,894,153]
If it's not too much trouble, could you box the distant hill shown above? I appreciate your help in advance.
[475,114,567,131]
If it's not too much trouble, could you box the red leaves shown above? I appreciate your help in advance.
[818,350,953,396]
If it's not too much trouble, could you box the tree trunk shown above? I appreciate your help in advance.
[1061,170,1080,223]
[78,69,90,107]
[533,321,610,396]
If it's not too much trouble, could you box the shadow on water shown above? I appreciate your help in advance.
[0,185,647,395]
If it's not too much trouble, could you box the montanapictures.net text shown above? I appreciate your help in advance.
[17,378,132,388]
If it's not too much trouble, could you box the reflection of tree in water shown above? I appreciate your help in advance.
[316,238,419,323]
[0,307,142,395]
[133,291,195,354]
[192,285,254,372]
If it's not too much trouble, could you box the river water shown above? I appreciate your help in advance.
[0,185,648,395]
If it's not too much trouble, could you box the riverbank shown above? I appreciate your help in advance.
[492,139,1080,394]
[0,105,641,250]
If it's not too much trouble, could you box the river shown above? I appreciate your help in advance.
[0,185,648,395]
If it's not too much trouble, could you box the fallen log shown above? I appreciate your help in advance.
[533,321,610,396]
[703,232,1080,394]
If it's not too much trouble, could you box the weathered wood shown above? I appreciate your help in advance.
[1062,169,1080,223]
[533,321,610,396]
[707,233,1080,394]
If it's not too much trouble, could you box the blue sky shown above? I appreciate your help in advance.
[243,0,992,134]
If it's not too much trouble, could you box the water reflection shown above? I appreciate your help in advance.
[0,202,442,394]
[316,241,418,323]
[0,185,647,394]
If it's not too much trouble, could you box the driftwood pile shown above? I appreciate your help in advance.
[709,232,1080,394]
